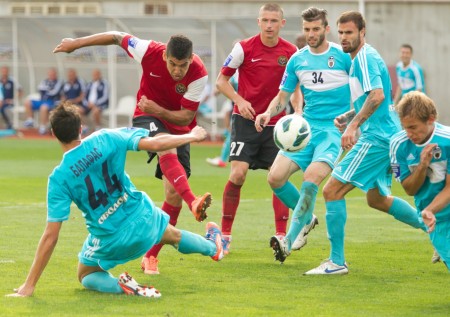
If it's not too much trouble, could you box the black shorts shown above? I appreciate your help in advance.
[133,116,191,180]
[230,114,278,170]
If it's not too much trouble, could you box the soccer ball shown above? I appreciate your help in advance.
[273,114,311,152]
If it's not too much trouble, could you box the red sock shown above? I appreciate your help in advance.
[159,153,196,208]
[221,181,242,235]
[273,193,289,236]
[145,201,182,258]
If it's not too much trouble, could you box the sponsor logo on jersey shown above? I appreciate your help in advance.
[224,55,233,67]
[175,83,187,94]
[407,153,415,161]
[251,58,262,62]
[128,37,138,48]
[328,56,335,68]
[278,55,288,66]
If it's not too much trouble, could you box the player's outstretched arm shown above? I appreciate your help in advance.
[7,222,62,297]
[53,31,128,54]
[255,90,291,132]
[138,126,207,152]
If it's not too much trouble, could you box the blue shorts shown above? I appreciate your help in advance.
[78,200,170,270]
[31,99,57,110]
[429,219,450,270]
[281,125,342,171]
[332,136,392,195]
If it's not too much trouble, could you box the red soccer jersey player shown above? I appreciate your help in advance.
[216,3,298,254]
[54,31,212,275]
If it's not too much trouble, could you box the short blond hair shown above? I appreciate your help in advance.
[259,3,284,19]
[396,91,437,122]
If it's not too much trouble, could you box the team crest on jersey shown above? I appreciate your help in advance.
[175,83,187,94]
[128,37,138,48]
[328,56,335,68]
[278,55,288,66]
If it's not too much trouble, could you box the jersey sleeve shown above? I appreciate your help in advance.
[279,55,298,93]
[182,75,208,109]
[358,52,383,93]
[390,135,410,182]
[108,127,150,151]
[121,35,152,64]
[47,175,72,222]
[221,42,244,77]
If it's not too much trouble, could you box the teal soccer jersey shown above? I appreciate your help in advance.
[47,127,153,236]
[390,123,450,222]
[350,44,400,142]
[396,60,425,96]
[280,42,351,126]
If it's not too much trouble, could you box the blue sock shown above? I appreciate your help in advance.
[220,131,231,162]
[388,197,427,232]
[326,200,347,266]
[285,181,318,249]
[81,271,123,294]
[273,181,300,210]
[175,230,215,256]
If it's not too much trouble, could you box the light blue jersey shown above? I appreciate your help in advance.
[390,123,450,222]
[396,60,425,96]
[47,127,154,237]
[281,42,351,127]
[350,44,400,144]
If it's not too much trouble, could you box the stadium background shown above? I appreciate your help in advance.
[0,0,449,136]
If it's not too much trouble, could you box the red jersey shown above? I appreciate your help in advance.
[121,35,208,134]
[221,34,297,125]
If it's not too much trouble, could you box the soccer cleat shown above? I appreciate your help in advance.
[118,272,161,298]
[23,119,34,128]
[205,222,224,261]
[304,259,348,275]
[206,157,227,168]
[431,250,441,264]
[270,235,290,263]
[190,192,212,222]
[141,256,160,275]
[222,235,232,255]
[291,215,319,251]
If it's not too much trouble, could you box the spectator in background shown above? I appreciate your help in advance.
[81,69,109,132]
[39,68,86,134]
[23,67,63,134]
[393,44,425,105]
[0,66,23,130]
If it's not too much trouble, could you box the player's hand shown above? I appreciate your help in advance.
[138,95,159,114]
[334,114,347,133]
[341,124,357,150]
[6,284,34,297]
[236,99,255,120]
[419,143,437,168]
[190,126,207,142]
[53,38,78,54]
[254,113,270,132]
[421,209,436,233]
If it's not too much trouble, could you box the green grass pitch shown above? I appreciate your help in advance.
[0,138,449,316]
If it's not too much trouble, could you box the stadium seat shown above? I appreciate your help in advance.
[115,95,136,126]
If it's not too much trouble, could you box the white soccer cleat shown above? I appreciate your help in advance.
[304,259,348,275]
[270,235,291,263]
[206,157,227,167]
[118,272,161,298]
[292,214,319,251]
